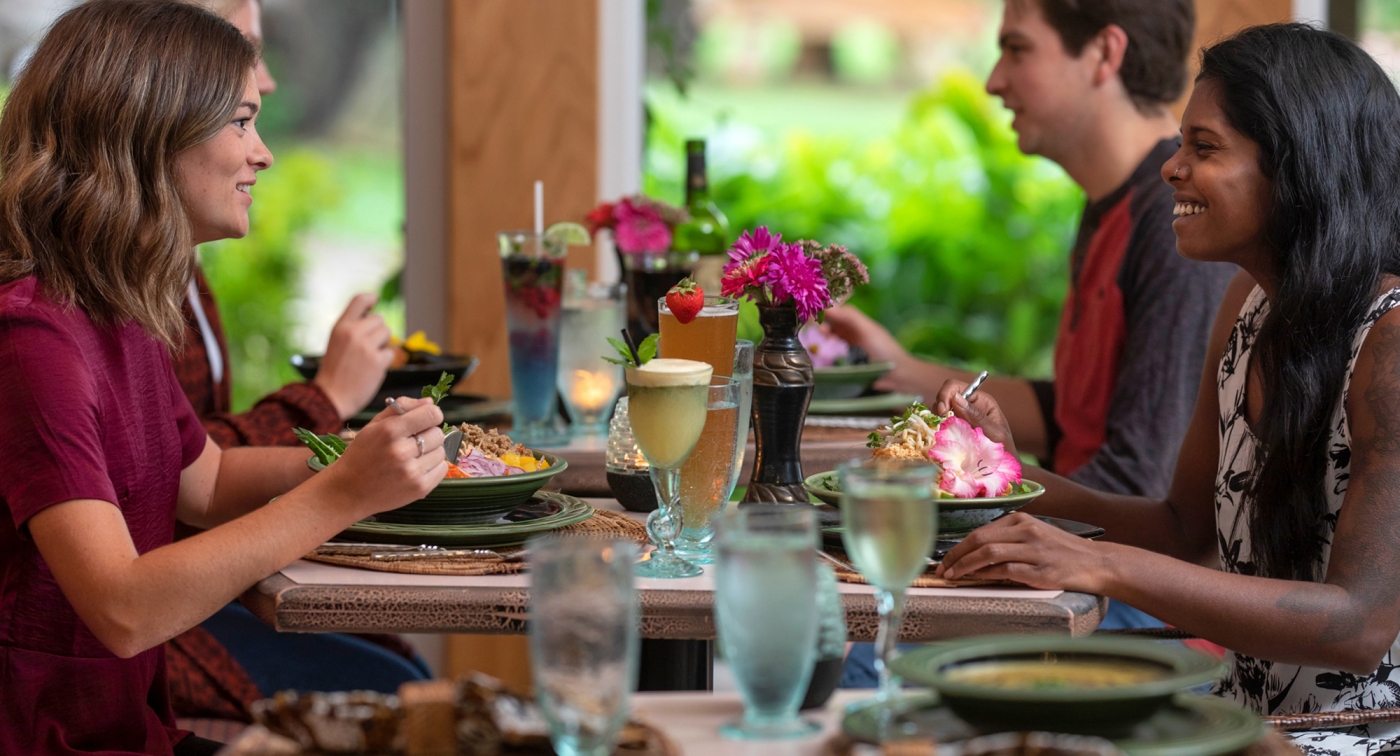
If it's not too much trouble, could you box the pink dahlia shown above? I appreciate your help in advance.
[762,243,831,323]
[927,416,1022,498]
[727,226,782,263]
[721,252,771,298]
[613,198,672,253]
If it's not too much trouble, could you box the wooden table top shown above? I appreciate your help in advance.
[241,500,1106,641]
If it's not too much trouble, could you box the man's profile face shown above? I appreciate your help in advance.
[985,0,1095,158]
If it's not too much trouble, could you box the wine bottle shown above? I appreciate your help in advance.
[671,139,730,294]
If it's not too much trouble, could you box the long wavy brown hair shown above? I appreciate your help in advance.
[0,0,255,346]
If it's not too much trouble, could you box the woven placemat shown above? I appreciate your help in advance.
[822,726,1300,755]
[303,510,649,577]
[824,548,1016,589]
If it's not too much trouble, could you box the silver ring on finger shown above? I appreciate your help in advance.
[414,434,425,457]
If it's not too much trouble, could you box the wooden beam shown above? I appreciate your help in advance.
[446,0,599,400]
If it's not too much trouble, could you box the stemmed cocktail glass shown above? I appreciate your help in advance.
[625,359,738,578]
[838,459,938,723]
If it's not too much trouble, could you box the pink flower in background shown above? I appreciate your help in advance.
[799,326,850,368]
[762,243,831,323]
[927,416,1022,498]
[613,198,672,253]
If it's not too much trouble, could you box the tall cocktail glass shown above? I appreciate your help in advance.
[675,340,753,562]
[558,282,625,436]
[624,358,713,579]
[714,506,821,740]
[528,537,639,756]
[660,296,739,562]
[838,459,938,723]
[500,230,568,446]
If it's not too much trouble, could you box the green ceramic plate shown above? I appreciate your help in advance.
[308,450,567,525]
[890,636,1226,735]
[841,693,1262,756]
[808,392,921,416]
[334,491,594,548]
[804,470,1045,533]
[813,361,895,401]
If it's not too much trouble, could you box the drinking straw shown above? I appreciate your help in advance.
[533,180,544,236]
[621,328,641,366]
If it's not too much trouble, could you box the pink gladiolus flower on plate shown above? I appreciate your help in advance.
[927,416,1022,498]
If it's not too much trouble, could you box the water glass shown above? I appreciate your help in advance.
[675,341,754,563]
[528,537,640,756]
[558,282,625,437]
[500,230,568,446]
[714,505,821,740]
[838,459,938,718]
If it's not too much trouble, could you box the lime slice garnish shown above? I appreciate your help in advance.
[545,221,592,246]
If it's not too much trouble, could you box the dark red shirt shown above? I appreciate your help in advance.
[0,277,207,755]
[1037,139,1236,497]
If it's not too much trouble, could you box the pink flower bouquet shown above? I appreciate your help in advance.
[721,226,869,324]
[586,195,688,254]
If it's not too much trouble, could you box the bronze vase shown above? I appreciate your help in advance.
[742,303,813,503]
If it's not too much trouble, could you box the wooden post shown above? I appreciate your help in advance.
[1174,0,1292,117]
[446,0,599,400]
[441,0,600,688]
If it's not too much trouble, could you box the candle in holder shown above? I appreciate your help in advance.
[606,398,657,512]
[557,281,625,436]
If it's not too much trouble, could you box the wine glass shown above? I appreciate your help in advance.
[713,505,821,740]
[528,537,640,756]
[674,366,747,564]
[838,459,938,719]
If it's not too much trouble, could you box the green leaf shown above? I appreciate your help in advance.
[294,427,341,466]
[422,372,456,404]
[637,333,660,364]
[601,356,630,366]
[606,337,638,367]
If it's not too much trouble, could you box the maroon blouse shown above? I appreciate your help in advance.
[0,277,208,755]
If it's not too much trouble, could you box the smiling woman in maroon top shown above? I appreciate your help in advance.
[0,2,447,754]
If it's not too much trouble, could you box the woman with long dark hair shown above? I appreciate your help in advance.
[935,24,1400,754]
[0,2,445,753]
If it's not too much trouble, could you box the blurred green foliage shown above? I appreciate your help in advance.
[1364,0,1400,33]
[200,150,341,411]
[645,71,1082,378]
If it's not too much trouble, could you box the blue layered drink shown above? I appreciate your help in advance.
[500,231,568,445]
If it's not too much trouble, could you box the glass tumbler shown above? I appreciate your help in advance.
[558,281,626,437]
[675,341,754,563]
[500,230,568,446]
[714,505,821,740]
[528,537,640,756]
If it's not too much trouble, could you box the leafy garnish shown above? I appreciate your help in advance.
[422,372,455,404]
[603,333,660,367]
[295,427,345,467]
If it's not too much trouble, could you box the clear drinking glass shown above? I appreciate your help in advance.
[500,230,569,446]
[528,537,640,756]
[838,459,938,718]
[558,282,626,437]
[713,505,821,740]
[675,341,754,563]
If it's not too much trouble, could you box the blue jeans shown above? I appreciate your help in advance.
[202,604,431,695]
[839,600,1165,688]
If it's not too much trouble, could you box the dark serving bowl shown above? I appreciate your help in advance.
[291,353,480,396]
[308,450,567,525]
[890,635,1226,736]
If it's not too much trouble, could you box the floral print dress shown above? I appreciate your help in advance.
[1213,286,1400,755]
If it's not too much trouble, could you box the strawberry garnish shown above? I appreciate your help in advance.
[665,277,704,324]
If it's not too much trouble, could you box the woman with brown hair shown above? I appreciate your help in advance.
[0,2,445,754]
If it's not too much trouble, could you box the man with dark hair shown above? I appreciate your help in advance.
[831,0,1235,677]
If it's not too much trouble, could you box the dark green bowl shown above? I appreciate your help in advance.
[813,361,895,401]
[308,451,567,525]
[891,636,1226,736]
[803,470,1045,535]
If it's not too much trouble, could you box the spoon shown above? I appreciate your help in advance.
[443,428,464,463]
[962,370,989,401]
